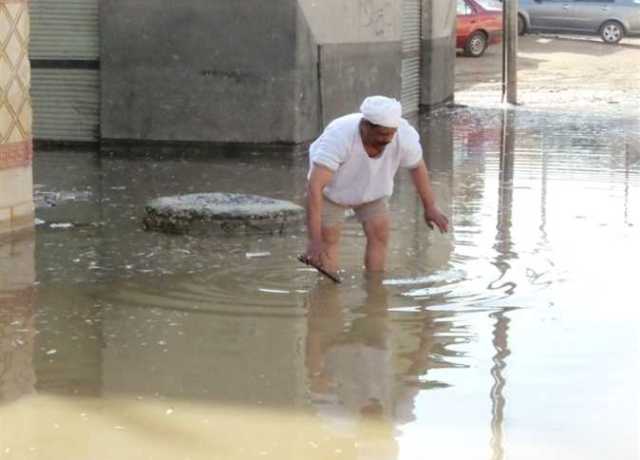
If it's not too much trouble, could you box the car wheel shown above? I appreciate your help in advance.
[600,20,624,44]
[464,31,488,57]
[518,14,526,36]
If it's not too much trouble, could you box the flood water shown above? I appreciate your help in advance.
[1,107,639,459]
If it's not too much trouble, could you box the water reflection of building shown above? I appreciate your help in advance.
[97,274,307,407]
[7,257,308,406]
[0,235,36,404]
[32,285,104,397]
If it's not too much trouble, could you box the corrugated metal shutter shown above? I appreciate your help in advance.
[401,0,421,115]
[29,0,99,142]
[30,0,99,60]
[31,69,99,142]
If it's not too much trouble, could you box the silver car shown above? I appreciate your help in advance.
[517,0,640,43]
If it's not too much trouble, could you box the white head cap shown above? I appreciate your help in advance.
[360,96,403,128]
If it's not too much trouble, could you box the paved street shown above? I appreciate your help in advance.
[456,34,640,114]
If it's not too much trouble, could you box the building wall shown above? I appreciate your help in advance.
[421,0,456,109]
[298,0,403,125]
[100,0,319,145]
[99,0,456,146]
[0,0,33,237]
[101,302,307,406]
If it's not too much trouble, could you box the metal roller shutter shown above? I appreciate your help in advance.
[29,0,99,142]
[401,0,421,115]
[30,0,99,60]
[31,69,99,142]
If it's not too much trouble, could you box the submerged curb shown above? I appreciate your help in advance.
[143,193,305,235]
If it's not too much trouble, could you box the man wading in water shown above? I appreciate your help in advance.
[302,95,449,276]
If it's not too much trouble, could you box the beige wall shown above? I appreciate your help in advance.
[298,0,401,44]
[0,0,33,237]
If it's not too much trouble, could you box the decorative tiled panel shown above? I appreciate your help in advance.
[0,139,31,169]
[0,0,31,146]
[0,0,33,236]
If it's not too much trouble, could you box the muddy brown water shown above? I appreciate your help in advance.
[1,107,638,459]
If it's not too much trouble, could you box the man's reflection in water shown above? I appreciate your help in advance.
[305,275,398,459]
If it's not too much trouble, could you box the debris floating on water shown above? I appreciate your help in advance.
[246,252,271,258]
[258,288,290,294]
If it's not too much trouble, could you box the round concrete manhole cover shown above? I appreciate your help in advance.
[143,193,305,235]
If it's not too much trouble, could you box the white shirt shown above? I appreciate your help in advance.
[308,113,423,206]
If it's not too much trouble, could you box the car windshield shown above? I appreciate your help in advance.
[475,0,502,11]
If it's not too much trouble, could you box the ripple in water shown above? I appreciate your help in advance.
[102,254,325,317]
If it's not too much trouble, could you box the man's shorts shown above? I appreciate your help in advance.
[321,196,389,227]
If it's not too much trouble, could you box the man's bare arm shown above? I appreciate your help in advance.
[305,163,335,266]
[409,160,449,233]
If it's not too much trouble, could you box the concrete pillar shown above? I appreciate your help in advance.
[420,0,456,109]
[502,0,519,104]
[299,0,403,126]
[0,0,33,237]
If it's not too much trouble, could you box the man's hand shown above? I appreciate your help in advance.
[303,239,328,269]
[424,205,449,233]
[409,161,449,234]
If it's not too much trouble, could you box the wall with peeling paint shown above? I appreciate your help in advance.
[99,0,455,146]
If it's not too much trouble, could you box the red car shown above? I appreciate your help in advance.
[457,0,503,57]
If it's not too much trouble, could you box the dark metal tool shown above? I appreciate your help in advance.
[297,255,342,284]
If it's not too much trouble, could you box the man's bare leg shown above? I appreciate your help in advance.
[321,224,342,274]
[362,214,390,272]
